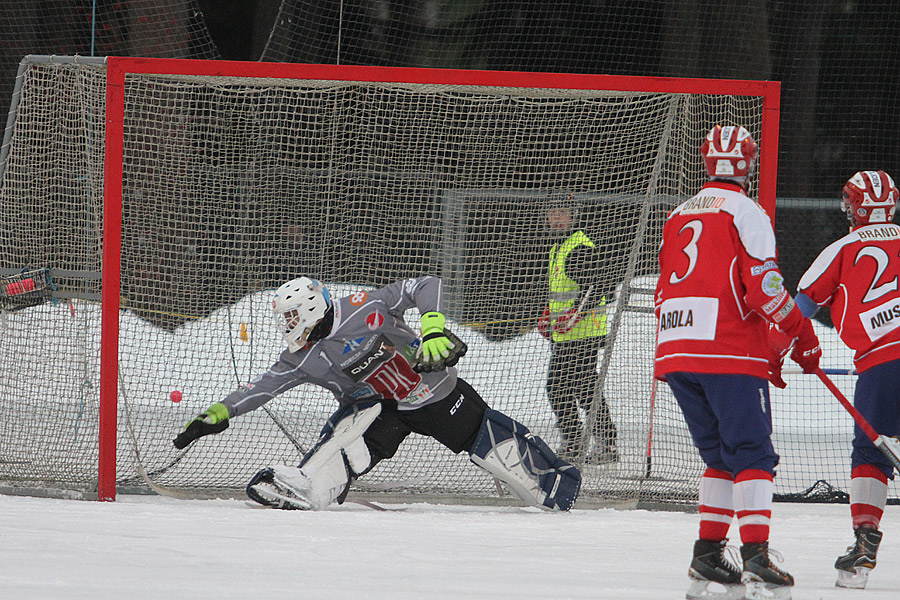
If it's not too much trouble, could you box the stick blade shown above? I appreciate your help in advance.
[875,435,900,473]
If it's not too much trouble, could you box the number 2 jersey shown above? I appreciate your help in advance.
[655,181,805,382]
[798,223,900,373]
[219,276,458,418]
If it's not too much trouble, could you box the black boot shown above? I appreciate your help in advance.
[686,539,743,599]
[835,527,882,589]
[740,542,793,599]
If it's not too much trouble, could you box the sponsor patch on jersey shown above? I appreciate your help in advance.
[762,290,788,314]
[773,297,796,323]
[345,335,395,380]
[348,387,376,401]
[680,195,725,214]
[761,270,785,297]
[657,297,718,344]
[343,336,367,354]
[349,291,368,306]
[343,334,422,400]
[366,310,384,330]
[401,338,421,363]
[859,297,900,342]
[750,259,778,276]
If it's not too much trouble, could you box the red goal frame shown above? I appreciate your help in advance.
[100,56,781,500]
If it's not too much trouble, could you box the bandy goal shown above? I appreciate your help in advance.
[0,55,794,506]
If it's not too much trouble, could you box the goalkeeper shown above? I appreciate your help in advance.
[173,275,580,512]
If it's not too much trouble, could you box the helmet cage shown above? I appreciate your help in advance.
[272,277,331,352]
[841,170,898,227]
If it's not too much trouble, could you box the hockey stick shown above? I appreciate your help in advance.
[781,367,857,376]
[226,303,307,456]
[570,284,595,327]
[815,367,900,473]
[641,318,661,481]
[547,285,596,336]
[644,376,658,480]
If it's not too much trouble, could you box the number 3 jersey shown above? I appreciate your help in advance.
[655,181,799,382]
[798,223,900,372]
[220,276,458,418]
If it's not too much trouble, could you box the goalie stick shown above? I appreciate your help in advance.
[815,368,900,473]
[244,498,407,512]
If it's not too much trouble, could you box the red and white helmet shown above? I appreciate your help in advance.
[842,170,898,227]
[700,125,758,180]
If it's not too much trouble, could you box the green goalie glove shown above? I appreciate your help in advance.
[413,311,467,373]
[173,402,230,449]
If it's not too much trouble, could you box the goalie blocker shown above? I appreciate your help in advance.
[248,396,581,512]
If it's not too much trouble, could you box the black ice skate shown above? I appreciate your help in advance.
[834,527,882,589]
[740,542,793,600]
[685,539,744,600]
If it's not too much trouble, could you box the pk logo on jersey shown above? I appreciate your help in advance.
[366,310,384,330]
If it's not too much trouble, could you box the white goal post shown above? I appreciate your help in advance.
[0,55,780,505]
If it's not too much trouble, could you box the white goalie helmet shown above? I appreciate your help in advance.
[272,277,332,352]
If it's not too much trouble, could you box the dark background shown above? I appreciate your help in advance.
[2,0,897,328]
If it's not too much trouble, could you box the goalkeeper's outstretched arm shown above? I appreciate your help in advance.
[173,402,230,449]
[172,359,305,449]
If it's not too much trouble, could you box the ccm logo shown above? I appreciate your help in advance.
[450,396,464,415]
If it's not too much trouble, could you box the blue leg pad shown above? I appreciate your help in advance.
[470,409,581,511]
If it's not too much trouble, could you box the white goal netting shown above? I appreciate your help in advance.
[0,56,828,507]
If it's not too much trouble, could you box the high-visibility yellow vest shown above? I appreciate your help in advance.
[548,230,607,342]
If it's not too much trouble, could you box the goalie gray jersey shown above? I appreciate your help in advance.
[221,276,457,418]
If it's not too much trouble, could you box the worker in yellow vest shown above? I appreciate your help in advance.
[537,194,618,463]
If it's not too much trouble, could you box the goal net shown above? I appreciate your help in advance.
[0,55,826,508]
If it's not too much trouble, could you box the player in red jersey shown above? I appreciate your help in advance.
[656,125,821,600]
[796,170,900,589]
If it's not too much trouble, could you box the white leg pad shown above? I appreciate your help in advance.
[249,402,381,510]
[301,402,381,475]
[471,438,545,508]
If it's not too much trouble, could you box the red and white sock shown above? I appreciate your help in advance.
[850,464,888,530]
[733,469,773,544]
[699,467,734,541]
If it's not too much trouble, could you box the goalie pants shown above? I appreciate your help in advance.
[547,336,616,449]
[360,378,488,472]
